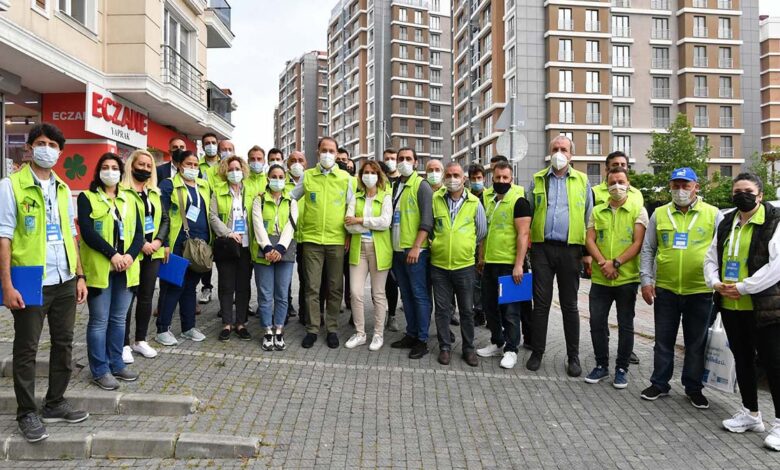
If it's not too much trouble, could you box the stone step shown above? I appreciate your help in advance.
[0,352,82,378]
[0,391,199,416]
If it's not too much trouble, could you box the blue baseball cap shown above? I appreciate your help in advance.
[670,167,698,182]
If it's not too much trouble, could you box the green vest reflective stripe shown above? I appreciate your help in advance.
[654,199,718,295]
[299,166,350,245]
[530,167,589,245]
[252,191,294,265]
[122,184,165,260]
[431,188,479,270]
[349,190,392,271]
[591,201,642,286]
[398,171,429,249]
[592,182,644,208]
[79,187,140,288]
[9,165,77,278]
[167,174,212,248]
[720,205,764,311]
[483,184,526,265]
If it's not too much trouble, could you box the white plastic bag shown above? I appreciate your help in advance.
[703,314,738,394]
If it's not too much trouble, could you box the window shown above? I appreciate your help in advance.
[399,100,408,114]
[559,101,574,123]
[558,40,572,62]
[431,140,442,154]
[694,46,708,67]
[415,101,424,115]
[506,16,515,41]
[652,47,670,69]
[585,10,600,32]
[612,45,631,67]
[399,64,408,77]
[484,88,492,106]
[720,135,734,157]
[694,16,707,37]
[720,165,733,177]
[415,84,423,97]
[431,86,441,101]
[430,33,440,47]
[694,75,708,97]
[613,135,631,155]
[586,71,600,93]
[400,118,408,132]
[431,69,441,83]
[559,70,573,92]
[587,133,601,155]
[696,135,709,150]
[558,8,573,30]
[163,8,195,96]
[720,106,733,127]
[586,102,601,124]
[415,47,423,61]
[718,17,732,38]
[719,47,733,68]
[652,17,670,39]
[399,82,408,95]
[431,122,441,136]
[430,15,440,30]
[431,104,441,118]
[508,76,516,95]
[719,76,733,98]
[431,52,441,65]
[398,8,407,22]
[415,28,423,43]
[484,115,493,134]
[399,45,408,59]
[652,76,670,98]
[415,65,423,79]
[653,106,671,128]
[613,105,631,127]
[695,105,709,127]
[612,15,630,37]
[586,41,600,63]
[58,0,96,31]
[400,26,408,40]
[613,75,631,97]
[507,46,516,69]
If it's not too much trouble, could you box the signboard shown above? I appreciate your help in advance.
[496,130,529,162]
[85,83,148,148]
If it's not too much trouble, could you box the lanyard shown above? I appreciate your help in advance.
[99,191,127,222]
[230,186,245,218]
[667,207,699,233]
[188,185,200,209]
[393,182,407,210]
[140,189,152,216]
[486,196,502,223]
[727,214,756,259]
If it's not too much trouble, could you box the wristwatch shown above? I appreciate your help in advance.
[77,274,87,281]
[612,259,622,269]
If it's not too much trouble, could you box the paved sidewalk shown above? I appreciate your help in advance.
[0,276,776,468]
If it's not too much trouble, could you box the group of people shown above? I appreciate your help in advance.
[1,124,778,453]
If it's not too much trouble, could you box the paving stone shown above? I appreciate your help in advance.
[90,431,176,458]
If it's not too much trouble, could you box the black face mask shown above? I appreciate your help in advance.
[732,191,758,212]
[132,169,152,182]
[493,182,511,195]
[171,149,184,164]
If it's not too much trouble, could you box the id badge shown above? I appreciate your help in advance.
[117,221,125,240]
[144,215,155,234]
[233,218,246,234]
[724,260,740,282]
[46,223,63,243]
[186,205,200,222]
[672,232,688,250]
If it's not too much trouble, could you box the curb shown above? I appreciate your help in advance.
[0,391,199,416]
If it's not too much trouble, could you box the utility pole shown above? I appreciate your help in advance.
[466,0,476,164]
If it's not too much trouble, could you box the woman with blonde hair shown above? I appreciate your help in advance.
[120,150,169,363]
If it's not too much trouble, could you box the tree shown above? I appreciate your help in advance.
[646,113,709,189]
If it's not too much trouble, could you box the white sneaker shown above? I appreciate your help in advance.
[198,288,212,304]
[500,351,518,369]
[765,419,780,451]
[122,345,134,364]
[722,408,766,433]
[345,334,367,349]
[155,330,179,346]
[181,328,206,342]
[131,341,158,358]
[369,334,383,351]
[476,343,503,358]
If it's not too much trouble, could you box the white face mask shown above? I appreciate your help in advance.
[398,161,415,177]
[219,150,232,160]
[445,177,463,193]
[427,171,442,186]
[204,143,218,157]
[385,160,397,173]
[227,170,243,184]
[99,169,121,186]
[320,152,335,169]
[32,146,60,169]
[289,163,304,178]
[182,168,199,181]
[551,151,568,171]
[249,162,265,174]
[268,178,286,192]
[671,188,694,207]
[608,183,628,201]
[362,173,378,189]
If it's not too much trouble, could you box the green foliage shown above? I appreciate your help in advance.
[63,154,87,180]
[646,114,709,184]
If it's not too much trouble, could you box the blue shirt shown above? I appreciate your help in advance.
[527,167,593,243]
[159,179,209,255]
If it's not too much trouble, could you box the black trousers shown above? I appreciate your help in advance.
[297,245,308,324]
[12,278,77,419]
[126,257,161,345]
[721,309,780,418]
[385,270,399,318]
[217,247,252,326]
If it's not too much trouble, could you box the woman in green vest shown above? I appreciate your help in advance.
[120,150,169,364]
[344,161,393,351]
[77,152,144,391]
[209,156,255,342]
[252,164,298,351]
[704,172,780,451]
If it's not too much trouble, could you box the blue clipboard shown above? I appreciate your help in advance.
[0,266,44,307]
[158,254,190,287]
[498,273,532,305]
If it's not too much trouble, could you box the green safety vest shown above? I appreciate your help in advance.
[198,157,220,189]
[122,184,165,261]
[530,167,589,245]
[252,191,294,265]
[167,174,212,248]
[214,179,256,251]
[593,182,644,208]
[397,171,430,249]
[654,199,718,295]
[349,190,392,271]
[246,172,267,196]
[299,165,350,245]
[720,205,765,311]
[431,188,480,270]
[8,165,78,278]
[79,187,140,288]
[286,174,305,243]
[590,201,643,286]
[484,184,526,265]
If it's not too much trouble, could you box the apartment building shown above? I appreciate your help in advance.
[327,0,452,167]
[761,15,780,155]
[276,51,329,166]
[0,0,235,187]
[452,0,760,187]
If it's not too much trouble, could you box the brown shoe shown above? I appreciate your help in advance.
[463,351,478,367]
[438,350,451,365]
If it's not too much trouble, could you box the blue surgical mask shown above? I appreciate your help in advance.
[204,144,217,157]
[471,181,484,192]
[268,179,286,192]
[182,168,199,181]
[32,146,60,169]
[249,162,265,174]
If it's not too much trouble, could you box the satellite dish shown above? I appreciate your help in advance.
[496,131,529,162]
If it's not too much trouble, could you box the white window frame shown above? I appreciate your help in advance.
[32,0,50,17]
[57,0,98,33]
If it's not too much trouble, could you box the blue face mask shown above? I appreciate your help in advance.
[471,181,484,192]
[33,146,60,169]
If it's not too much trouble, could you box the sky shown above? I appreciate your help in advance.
[208,0,780,156]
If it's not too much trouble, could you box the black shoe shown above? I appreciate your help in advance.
[236,328,251,341]
[640,384,669,401]
[473,310,486,326]
[302,333,317,348]
[463,351,479,367]
[218,328,231,342]
[687,391,710,409]
[390,335,417,349]
[566,356,582,377]
[247,308,255,317]
[629,351,640,365]
[409,340,429,359]
[18,413,48,442]
[450,317,460,326]
[526,352,542,371]
[327,332,339,349]
[41,401,89,424]
[438,350,451,365]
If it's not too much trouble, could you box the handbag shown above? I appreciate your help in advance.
[702,313,738,394]
[177,187,213,273]
[213,236,241,262]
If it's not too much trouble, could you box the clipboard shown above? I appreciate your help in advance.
[0,266,44,307]
[498,273,532,305]
[158,254,190,287]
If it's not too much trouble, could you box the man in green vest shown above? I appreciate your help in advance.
[527,135,593,377]
[0,123,89,442]
[639,167,722,409]
[290,137,353,349]
[287,150,308,324]
[382,148,401,332]
[584,167,648,389]
[476,161,532,369]
[430,162,487,366]
[468,163,487,326]
[246,145,269,195]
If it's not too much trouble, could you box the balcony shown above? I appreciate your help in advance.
[719,58,734,69]
[720,147,734,158]
[559,112,575,124]
[651,0,669,9]
[207,81,233,124]
[652,87,671,99]
[694,86,709,97]
[558,19,574,31]
[719,87,734,98]
[612,0,631,7]
[693,0,707,7]
[586,83,602,94]
[560,82,574,93]
[587,144,602,155]
[693,27,709,38]
[613,116,632,127]
[558,51,573,62]
[718,28,733,39]
[585,21,601,32]
[613,58,632,68]
[695,116,709,127]
[613,26,632,38]
[694,57,709,67]
[586,52,602,63]
[613,87,632,98]
[720,117,735,128]
[653,117,671,128]
[161,45,205,103]
[652,29,670,40]
[205,0,234,48]
[652,58,670,69]
[586,113,601,124]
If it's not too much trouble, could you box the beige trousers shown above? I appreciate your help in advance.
[349,240,389,337]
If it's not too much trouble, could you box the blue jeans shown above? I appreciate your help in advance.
[255,262,294,329]
[650,288,712,394]
[392,249,431,342]
[86,272,133,379]
[157,268,200,334]
[589,282,638,370]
